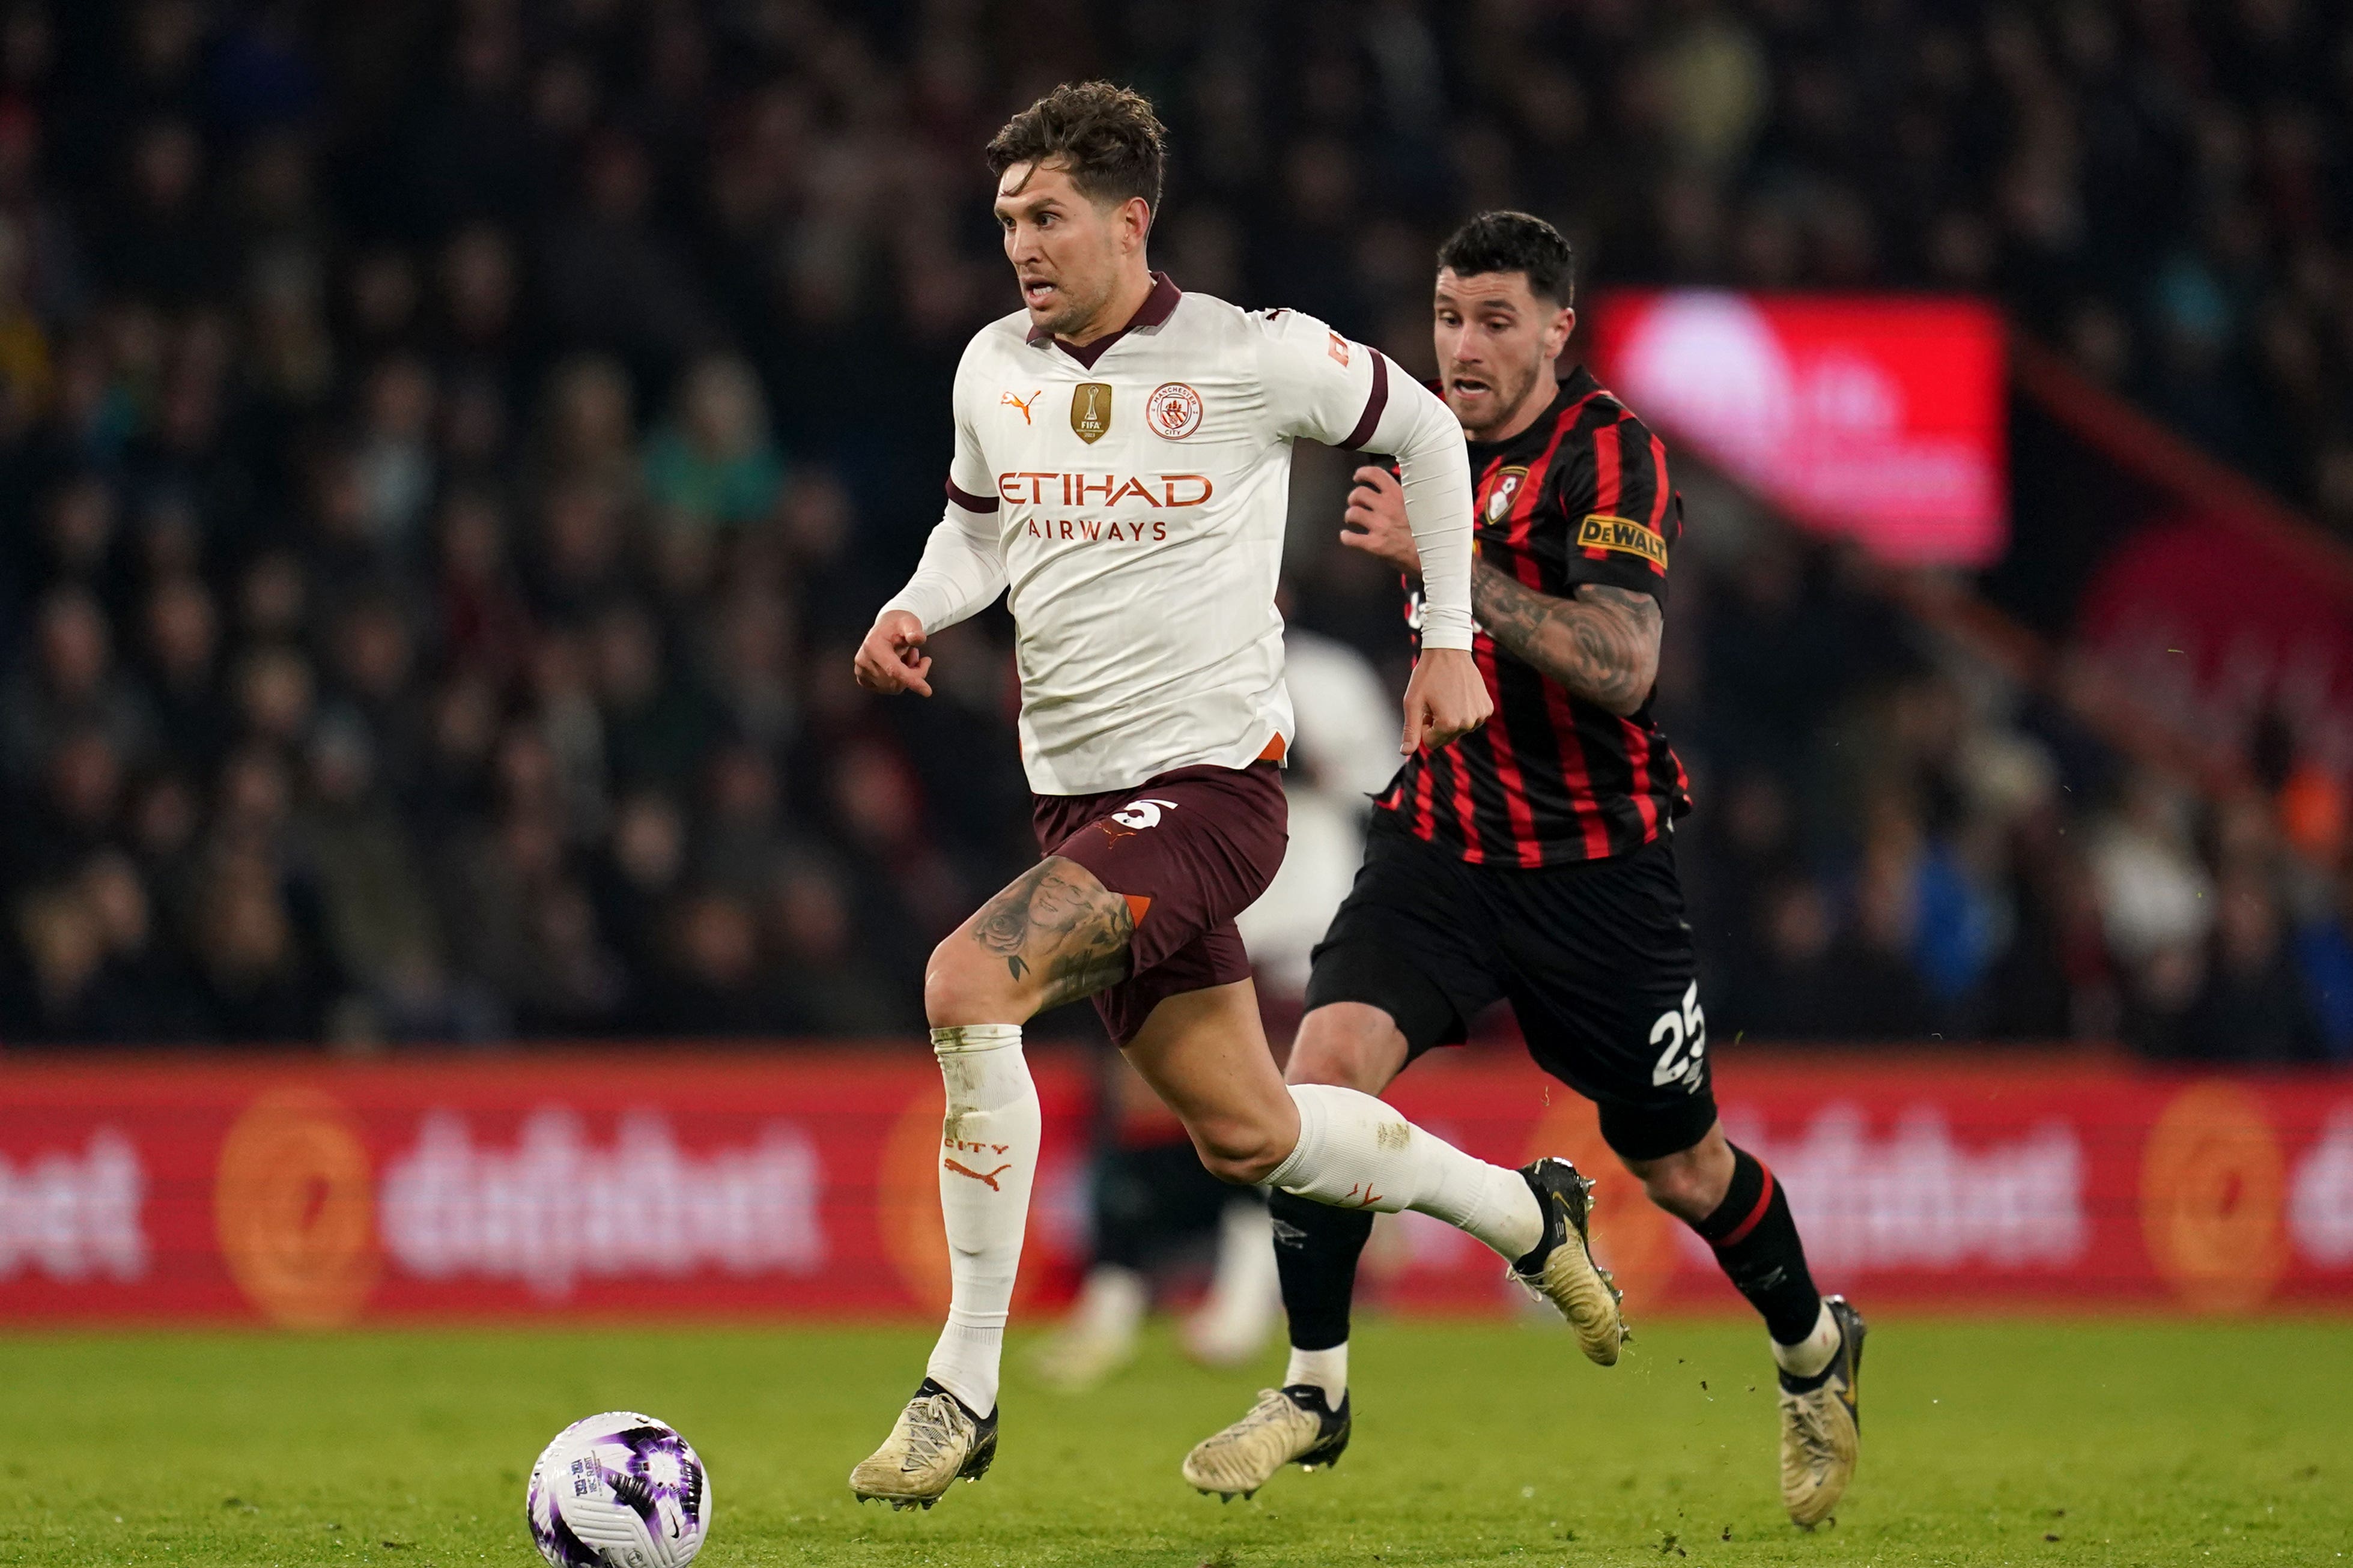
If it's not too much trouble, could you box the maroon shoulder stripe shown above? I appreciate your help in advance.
[946,478,999,513]
[1340,350,1391,449]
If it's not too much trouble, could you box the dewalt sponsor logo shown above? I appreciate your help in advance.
[1574,513,1668,571]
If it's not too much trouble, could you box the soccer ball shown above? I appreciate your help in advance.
[526,1411,711,1568]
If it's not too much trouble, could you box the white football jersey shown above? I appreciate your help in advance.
[884,273,1472,796]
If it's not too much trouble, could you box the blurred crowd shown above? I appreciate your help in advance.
[1664,493,2353,1063]
[0,1,2348,1060]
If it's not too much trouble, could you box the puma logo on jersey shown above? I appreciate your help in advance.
[1002,389,1041,424]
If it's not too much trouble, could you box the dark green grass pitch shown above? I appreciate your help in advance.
[7,1318,2346,1566]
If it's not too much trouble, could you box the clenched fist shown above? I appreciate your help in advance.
[852,610,934,697]
[1400,646,1492,754]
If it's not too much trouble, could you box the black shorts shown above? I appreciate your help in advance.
[1304,821,1716,1162]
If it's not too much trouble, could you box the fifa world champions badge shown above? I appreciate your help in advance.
[1070,383,1113,444]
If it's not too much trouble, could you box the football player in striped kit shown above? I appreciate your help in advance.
[1183,213,1863,1528]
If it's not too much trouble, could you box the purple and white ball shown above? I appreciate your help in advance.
[526,1412,710,1568]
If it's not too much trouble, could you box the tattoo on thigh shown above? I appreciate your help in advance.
[969,856,1135,1007]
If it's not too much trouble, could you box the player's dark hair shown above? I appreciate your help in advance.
[986,81,1167,218]
[1437,211,1576,306]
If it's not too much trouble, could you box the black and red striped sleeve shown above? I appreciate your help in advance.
[1548,410,1680,606]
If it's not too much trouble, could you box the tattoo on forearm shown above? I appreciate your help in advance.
[968,856,1135,1008]
[1470,565,1663,715]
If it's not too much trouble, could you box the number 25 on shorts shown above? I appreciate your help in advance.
[1648,981,1708,1091]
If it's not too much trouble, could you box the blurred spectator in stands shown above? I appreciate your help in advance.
[539,132,715,384]
[2091,771,2214,1035]
[76,847,205,1041]
[592,601,718,794]
[351,353,437,555]
[2177,870,2326,1062]
[324,592,426,791]
[535,354,639,501]
[1686,769,1796,1034]
[1,882,112,1043]
[292,712,443,1018]
[140,573,227,777]
[231,641,314,754]
[650,889,780,1037]
[644,353,783,530]
[2292,855,2353,1062]
[189,845,338,1043]
[432,486,533,686]
[691,742,787,901]
[5,586,152,787]
[2,2,2350,1053]
[512,877,627,1038]
[9,726,124,887]
[529,474,630,625]
[825,734,956,1013]
[765,855,911,1034]
[1830,817,1940,1040]
[98,119,225,309]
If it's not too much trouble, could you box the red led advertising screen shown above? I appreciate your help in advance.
[1587,291,2008,566]
[3,1050,2348,1326]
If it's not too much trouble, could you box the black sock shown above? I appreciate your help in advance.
[1091,1142,1222,1272]
[1688,1145,1821,1345]
[1269,1189,1376,1351]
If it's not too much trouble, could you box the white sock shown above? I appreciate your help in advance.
[1266,1083,1543,1262]
[1772,1299,1839,1381]
[922,1025,1039,1415]
[1284,1342,1348,1405]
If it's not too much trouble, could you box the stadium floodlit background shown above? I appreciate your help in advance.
[2,4,2351,1566]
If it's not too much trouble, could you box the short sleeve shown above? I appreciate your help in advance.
[1550,412,1680,606]
[1252,309,1390,449]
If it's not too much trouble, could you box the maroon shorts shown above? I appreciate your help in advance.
[1031,761,1289,1046]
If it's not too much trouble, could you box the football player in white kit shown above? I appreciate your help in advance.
[846,82,1626,1509]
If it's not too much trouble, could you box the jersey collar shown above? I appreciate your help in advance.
[1464,366,1599,462]
[1028,270,1183,369]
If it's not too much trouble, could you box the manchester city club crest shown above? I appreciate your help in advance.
[1070,382,1113,443]
[1484,465,1528,524]
[1147,381,1202,439]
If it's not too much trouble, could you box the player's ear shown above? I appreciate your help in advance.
[1547,305,1577,358]
[1122,196,1152,254]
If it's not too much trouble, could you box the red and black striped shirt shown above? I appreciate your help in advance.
[1376,367,1692,867]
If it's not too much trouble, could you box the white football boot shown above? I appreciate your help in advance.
[848,1380,998,1511]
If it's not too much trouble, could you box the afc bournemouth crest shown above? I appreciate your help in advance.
[1070,382,1113,444]
[1147,382,1203,440]
[1484,466,1528,524]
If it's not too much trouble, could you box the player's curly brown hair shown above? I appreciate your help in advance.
[986,82,1166,217]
